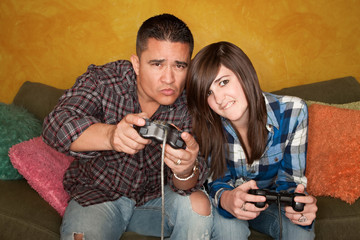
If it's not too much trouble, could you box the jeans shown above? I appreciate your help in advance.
[60,185,212,240]
[212,204,315,240]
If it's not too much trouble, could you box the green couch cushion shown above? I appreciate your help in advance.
[0,103,42,180]
[271,76,360,104]
[12,81,65,121]
[0,180,61,240]
[315,197,360,239]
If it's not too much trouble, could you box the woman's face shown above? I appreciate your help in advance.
[207,65,249,127]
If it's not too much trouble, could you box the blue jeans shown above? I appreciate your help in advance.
[60,185,212,240]
[212,204,315,240]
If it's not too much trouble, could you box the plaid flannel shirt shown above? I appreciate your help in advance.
[208,93,309,218]
[42,60,207,207]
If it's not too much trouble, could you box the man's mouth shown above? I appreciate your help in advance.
[161,88,175,96]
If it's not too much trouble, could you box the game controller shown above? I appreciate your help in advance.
[134,119,186,149]
[248,189,305,212]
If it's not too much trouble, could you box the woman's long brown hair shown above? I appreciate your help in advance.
[186,41,268,180]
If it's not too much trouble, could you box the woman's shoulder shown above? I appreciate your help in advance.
[264,92,307,110]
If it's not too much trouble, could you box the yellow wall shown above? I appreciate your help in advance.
[1,0,359,103]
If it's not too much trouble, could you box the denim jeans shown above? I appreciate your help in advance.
[212,204,315,240]
[60,185,212,240]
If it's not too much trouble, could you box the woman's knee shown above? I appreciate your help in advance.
[189,190,211,216]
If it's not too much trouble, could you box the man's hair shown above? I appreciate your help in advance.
[136,13,194,57]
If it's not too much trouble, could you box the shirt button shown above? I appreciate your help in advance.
[274,157,279,162]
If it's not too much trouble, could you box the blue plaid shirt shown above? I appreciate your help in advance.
[208,92,308,218]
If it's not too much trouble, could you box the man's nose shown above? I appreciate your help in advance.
[161,66,175,84]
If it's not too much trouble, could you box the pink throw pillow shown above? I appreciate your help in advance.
[9,137,73,215]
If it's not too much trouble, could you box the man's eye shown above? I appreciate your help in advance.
[153,62,161,67]
[176,64,186,69]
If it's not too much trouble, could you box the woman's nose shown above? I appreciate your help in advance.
[213,91,223,105]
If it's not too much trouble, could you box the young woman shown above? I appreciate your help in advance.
[186,41,317,239]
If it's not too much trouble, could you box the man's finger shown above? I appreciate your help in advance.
[182,132,197,150]
[124,113,147,126]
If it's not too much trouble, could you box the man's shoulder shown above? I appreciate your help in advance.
[84,60,136,86]
[89,60,134,75]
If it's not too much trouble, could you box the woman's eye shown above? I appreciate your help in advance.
[207,90,213,97]
[219,79,229,86]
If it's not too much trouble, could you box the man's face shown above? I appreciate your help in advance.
[131,38,191,110]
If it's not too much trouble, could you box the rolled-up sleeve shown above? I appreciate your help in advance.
[42,65,102,157]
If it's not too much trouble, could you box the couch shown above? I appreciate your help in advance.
[1,76,360,240]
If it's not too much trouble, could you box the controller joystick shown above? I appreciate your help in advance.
[248,189,305,212]
[134,119,186,149]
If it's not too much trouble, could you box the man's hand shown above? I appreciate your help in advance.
[109,113,151,154]
[284,184,318,226]
[161,131,201,190]
[163,131,198,176]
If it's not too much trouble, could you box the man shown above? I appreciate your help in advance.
[43,14,212,240]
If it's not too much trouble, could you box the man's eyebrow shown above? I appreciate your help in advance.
[148,59,165,64]
[147,59,188,67]
[175,61,188,67]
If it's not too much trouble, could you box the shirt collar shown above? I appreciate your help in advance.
[264,93,280,132]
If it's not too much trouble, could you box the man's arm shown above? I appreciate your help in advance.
[70,114,150,155]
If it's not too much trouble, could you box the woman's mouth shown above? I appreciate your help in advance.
[222,101,235,110]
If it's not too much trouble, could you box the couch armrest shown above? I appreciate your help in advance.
[12,81,65,121]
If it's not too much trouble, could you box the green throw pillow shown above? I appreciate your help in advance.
[0,103,43,179]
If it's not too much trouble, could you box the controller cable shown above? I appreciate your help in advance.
[277,196,283,240]
[160,127,168,240]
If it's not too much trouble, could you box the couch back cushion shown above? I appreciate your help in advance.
[271,76,360,104]
[12,81,65,121]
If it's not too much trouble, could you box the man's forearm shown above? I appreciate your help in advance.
[70,123,116,152]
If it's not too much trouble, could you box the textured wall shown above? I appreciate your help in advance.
[1,0,359,103]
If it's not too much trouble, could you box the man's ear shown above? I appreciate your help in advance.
[130,54,140,75]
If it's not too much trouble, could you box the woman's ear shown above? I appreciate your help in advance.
[130,54,140,75]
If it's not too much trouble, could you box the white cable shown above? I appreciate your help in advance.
[160,128,168,240]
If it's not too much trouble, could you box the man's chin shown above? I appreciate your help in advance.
[158,96,178,106]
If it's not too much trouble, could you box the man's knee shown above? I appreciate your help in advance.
[73,233,84,240]
[189,190,211,216]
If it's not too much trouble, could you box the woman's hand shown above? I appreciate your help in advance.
[220,180,268,220]
[285,184,318,226]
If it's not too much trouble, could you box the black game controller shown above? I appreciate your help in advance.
[134,119,186,149]
[248,189,305,212]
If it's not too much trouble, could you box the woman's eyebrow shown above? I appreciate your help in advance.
[213,75,230,83]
